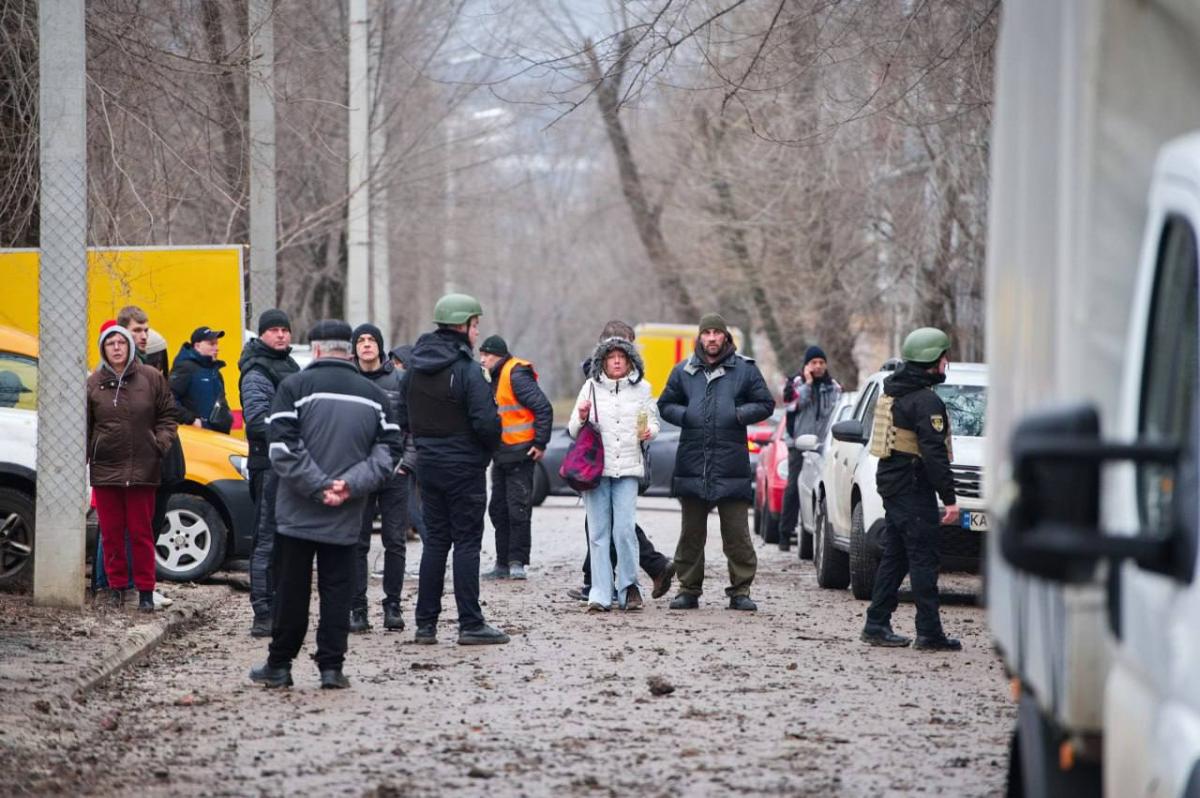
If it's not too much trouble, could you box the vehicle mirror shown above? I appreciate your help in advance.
[831,419,865,444]
[1002,403,1191,584]
[794,434,820,452]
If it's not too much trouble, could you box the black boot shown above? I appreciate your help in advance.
[457,623,510,645]
[383,603,405,631]
[319,669,350,689]
[861,625,912,647]
[137,590,155,613]
[669,593,699,610]
[249,662,293,688]
[913,634,963,652]
[349,608,371,633]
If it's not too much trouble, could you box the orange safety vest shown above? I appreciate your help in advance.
[496,357,537,448]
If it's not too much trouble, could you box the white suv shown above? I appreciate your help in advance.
[813,361,988,599]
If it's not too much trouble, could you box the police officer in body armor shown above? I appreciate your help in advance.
[860,327,963,652]
[349,323,414,633]
[398,294,509,645]
[239,309,300,637]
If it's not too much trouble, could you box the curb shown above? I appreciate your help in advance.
[66,591,225,701]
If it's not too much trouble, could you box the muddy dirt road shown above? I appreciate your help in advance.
[4,497,1013,796]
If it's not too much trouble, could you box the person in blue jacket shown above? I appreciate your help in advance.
[169,326,232,433]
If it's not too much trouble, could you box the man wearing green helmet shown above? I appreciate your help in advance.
[397,293,508,645]
[860,326,962,652]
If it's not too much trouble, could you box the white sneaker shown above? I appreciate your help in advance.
[152,590,173,608]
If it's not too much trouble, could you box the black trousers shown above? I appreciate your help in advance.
[353,473,409,611]
[415,461,487,631]
[249,468,280,618]
[779,448,805,536]
[865,485,944,638]
[268,533,355,671]
[488,459,534,567]
[580,521,669,587]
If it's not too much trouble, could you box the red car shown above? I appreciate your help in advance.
[752,416,790,544]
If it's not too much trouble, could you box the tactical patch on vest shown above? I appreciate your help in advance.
[931,415,944,433]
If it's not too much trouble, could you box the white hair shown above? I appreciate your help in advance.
[312,339,353,358]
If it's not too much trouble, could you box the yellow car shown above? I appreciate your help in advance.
[0,326,256,585]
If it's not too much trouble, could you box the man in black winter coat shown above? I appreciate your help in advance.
[478,335,553,581]
[861,327,962,652]
[238,309,300,637]
[349,322,413,633]
[249,319,401,690]
[658,313,774,611]
[398,293,508,646]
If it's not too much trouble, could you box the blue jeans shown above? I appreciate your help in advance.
[584,476,640,609]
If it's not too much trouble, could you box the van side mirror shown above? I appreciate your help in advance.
[794,434,820,452]
[831,419,866,444]
[1003,403,1193,584]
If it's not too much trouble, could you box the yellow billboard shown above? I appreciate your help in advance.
[0,246,246,418]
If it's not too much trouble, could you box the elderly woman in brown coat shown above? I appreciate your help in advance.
[87,324,178,611]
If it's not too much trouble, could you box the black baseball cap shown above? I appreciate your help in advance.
[190,326,226,344]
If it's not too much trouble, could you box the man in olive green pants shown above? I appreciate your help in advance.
[675,498,758,600]
[657,314,775,610]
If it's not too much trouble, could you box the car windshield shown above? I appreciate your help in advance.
[934,384,986,437]
[0,351,36,410]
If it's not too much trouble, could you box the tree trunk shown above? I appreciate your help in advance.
[200,1,249,243]
[585,38,698,322]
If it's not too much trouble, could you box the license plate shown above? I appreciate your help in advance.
[961,511,988,531]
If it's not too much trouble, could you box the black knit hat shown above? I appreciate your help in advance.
[479,335,509,356]
[307,319,352,343]
[803,345,827,365]
[352,323,385,354]
[257,308,291,335]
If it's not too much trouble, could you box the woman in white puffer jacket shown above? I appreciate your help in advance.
[567,337,660,612]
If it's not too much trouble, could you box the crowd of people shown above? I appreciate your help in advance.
[84,292,964,689]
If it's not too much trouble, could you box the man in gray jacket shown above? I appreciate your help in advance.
[249,319,401,690]
[779,345,841,551]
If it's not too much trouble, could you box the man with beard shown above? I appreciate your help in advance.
[778,346,842,551]
[658,313,774,611]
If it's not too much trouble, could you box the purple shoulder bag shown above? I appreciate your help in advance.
[560,383,604,492]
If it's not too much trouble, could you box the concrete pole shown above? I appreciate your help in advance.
[345,0,370,327]
[247,0,277,327]
[35,0,88,607]
[368,3,391,344]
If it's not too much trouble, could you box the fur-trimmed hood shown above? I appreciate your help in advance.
[587,337,645,384]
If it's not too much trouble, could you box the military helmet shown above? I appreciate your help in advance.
[432,293,483,325]
[901,327,951,364]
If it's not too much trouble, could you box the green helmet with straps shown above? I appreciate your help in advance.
[432,293,483,325]
[901,327,951,364]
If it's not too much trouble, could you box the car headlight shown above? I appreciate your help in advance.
[775,458,789,479]
[229,455,250,481]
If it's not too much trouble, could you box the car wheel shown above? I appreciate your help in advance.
[531,463,549,507]
[814,496,850,590]
[156,493,228,582]
[799,500,814,561]
[0,487,35,590]
[849,502,879,600]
